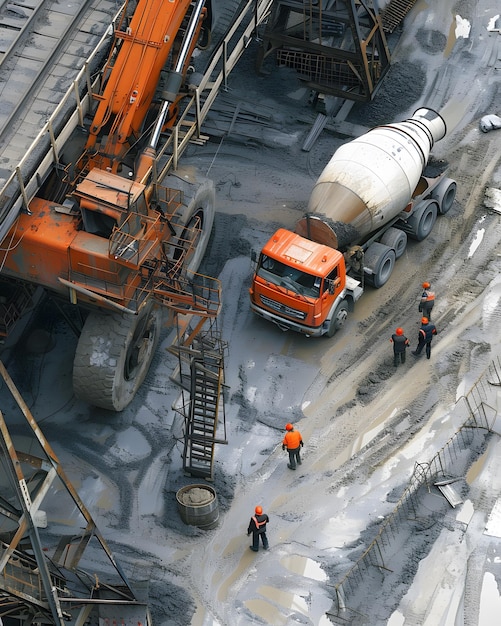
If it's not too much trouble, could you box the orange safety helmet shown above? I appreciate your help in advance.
[255,506,263,515]
[285,423,293,431]
[396,327,404,336]
[422,282,431,289]
[421,317,429,324]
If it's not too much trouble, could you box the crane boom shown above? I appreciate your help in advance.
[84,0,207,176]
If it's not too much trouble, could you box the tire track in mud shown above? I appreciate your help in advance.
[462,458,501,625]
[190,4,501,624]
[130,5,501,622]
[319,125,501,423]
[463,528,488,625]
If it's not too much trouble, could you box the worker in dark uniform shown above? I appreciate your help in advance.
[247,505,269,551]
[419,281,435,320]
[390,327,410,367]
[412,317,437,359]
[282,423,304,470]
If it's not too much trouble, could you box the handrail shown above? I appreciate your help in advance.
[0,5,123,242]
[0,0,273,243]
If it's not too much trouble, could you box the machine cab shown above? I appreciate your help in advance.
[250,228,346,334]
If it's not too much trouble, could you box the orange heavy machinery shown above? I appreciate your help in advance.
[0,0,223,410]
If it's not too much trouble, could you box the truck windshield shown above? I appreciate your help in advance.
[257,255,321,298]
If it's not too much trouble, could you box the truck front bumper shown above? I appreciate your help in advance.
[250,303,325,337]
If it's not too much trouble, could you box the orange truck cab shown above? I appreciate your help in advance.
[249,228,362,337]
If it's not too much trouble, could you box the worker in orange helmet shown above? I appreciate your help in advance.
[419,281,435,320]
[390,327,410,367]
[247,505,269,552]
[282,423,304,470]
[412,317,437,359]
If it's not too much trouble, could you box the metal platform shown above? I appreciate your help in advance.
[256,0,391,102]
[380,0,419,34]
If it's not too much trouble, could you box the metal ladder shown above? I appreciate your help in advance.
[170,326,227,480]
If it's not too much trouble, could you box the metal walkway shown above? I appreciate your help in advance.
[0,0,117,220]
[380,0,419,34]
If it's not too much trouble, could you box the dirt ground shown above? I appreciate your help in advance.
[2,0,501,624]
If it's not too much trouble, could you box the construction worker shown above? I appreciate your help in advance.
[390,327,410,367]
[412,317,437,359]
[419,282,435,320]
[282,423,304,470]
[247,505,269,551]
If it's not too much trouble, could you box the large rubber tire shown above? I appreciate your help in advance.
[363,242,396,289]
[326,300,349,338]
[407,200,438,241]
[380,227,407,259]
[161,174,215,275]
[72,299,163,411]
[432,178,457,215]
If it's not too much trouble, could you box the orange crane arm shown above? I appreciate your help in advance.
[85,0,204,168]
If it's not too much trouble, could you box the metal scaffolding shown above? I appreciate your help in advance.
[0,361,151,626]
[256,0,392,102]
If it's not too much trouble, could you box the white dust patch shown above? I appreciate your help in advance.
[468,228,485,257]
[487,14,500,32]
[479,573,501,623]
[484,188,501,213]
[484,499,501,537]
[455,15,471,38]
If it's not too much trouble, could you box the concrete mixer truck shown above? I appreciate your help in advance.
[249,108,457,337]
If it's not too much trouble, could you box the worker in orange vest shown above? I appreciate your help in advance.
[247,505,269,551]
[419,281,435,320]
[282,423,304,470]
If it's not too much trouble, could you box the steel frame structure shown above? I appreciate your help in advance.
[256,0,391,102]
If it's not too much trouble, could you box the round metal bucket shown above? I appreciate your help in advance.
[176,484,219,530]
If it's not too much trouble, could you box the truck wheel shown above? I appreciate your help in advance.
[432,178,457,215]
[407,199,438,241]
[72,300,162,411]
[363,242,395,289]
[326,301,349,338]
[162,176,215,275]
[380,227,407,259]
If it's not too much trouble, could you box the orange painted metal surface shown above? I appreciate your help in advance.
[86,0,202,169]
[260,228,343,278]
[251,228,346,330]
[1,0,206,314]
[3,198,79,288]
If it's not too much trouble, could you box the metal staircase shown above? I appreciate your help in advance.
[185,344,224,478]
[169,325,227,480]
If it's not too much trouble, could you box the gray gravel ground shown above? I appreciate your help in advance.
[2,1,501,624]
